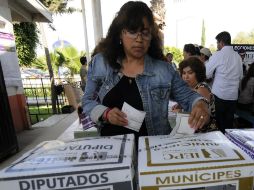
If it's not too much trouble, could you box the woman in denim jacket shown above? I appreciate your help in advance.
[82,1,209,138]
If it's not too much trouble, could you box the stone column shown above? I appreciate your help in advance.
[91,0,103,46]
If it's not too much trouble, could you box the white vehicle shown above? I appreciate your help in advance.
[21,68,49,78]
[20,70,33,78]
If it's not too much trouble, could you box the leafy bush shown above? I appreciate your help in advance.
[164,46,183,65]
[13,22,39,67]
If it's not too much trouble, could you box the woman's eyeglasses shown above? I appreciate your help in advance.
[123,29,151,41]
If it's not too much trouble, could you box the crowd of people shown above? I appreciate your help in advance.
[80,1,253,142]
[179,32,253,130]
[171,32,253,131]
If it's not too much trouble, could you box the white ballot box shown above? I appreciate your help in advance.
[0,134,136,190]
[226,129,254,159]
[138,131,254,190]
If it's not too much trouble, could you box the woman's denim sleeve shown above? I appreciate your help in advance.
[82,54,108,123]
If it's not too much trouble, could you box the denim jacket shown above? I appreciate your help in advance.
[82,53,201,135]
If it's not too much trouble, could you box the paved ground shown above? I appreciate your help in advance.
[0,111,78,170]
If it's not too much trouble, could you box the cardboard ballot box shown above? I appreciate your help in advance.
[138,131,254,190]
[226,129,254,159]
[74,129,98,139]
[0,134,136,190]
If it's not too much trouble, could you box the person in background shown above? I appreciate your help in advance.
[183,43,197,60]
[238,49,247,76]
[206,31,243,133]
[166,52,177,70]
[177,56,217,132]
[200,47,211,64]
[82,1,209,141]
[199,45,204,50]
[200,47,213,87]
[238,62,254,114]
[80,56,87,92]
[194,44,201,56]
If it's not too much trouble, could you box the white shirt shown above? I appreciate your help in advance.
[206,46,243,100]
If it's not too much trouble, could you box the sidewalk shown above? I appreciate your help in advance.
[0,111,78,170]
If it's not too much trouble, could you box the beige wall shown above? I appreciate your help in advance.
[0,2,29,131]
[1,0,8,7]
[0,5,23,92]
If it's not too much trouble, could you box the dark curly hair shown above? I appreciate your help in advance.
[179,56,206,83]
[183,44,196,56]
[80,56,87,65]
[216,31,231,45]
[92,1,164,69]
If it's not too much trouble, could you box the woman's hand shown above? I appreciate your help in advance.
[189,100,210,130]
[107,107,128,126]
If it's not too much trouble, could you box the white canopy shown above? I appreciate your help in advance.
[8,0,52,22]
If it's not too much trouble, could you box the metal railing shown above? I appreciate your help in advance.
[22,77,81,124]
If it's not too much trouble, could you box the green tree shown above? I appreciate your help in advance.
[150,0,166,22]
[56,46,80,75]
[39,0,76,14]
[164,46,183,65]
[31,56,48,71]
[13,23,39,67]
[13,1,75,67]
[39,0,76,114]
[13,0,76,114]
[150,0,166,44]
[32,46,82,77]
[201,19,206,47]
[250,30,254,40]
[209,44,217,53]
[55,51,66,67]
[233,30,254,44]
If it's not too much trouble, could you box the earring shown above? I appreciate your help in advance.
[120,40,122,45]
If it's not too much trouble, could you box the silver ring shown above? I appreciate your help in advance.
[200,115,204,119]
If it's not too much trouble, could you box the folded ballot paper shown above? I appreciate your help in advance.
[169,113,195,137]
[0,134,136,190]
[122,102,146,132]
[138,131,254,190]
[168,100,178,128]
[225,129,254,159]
